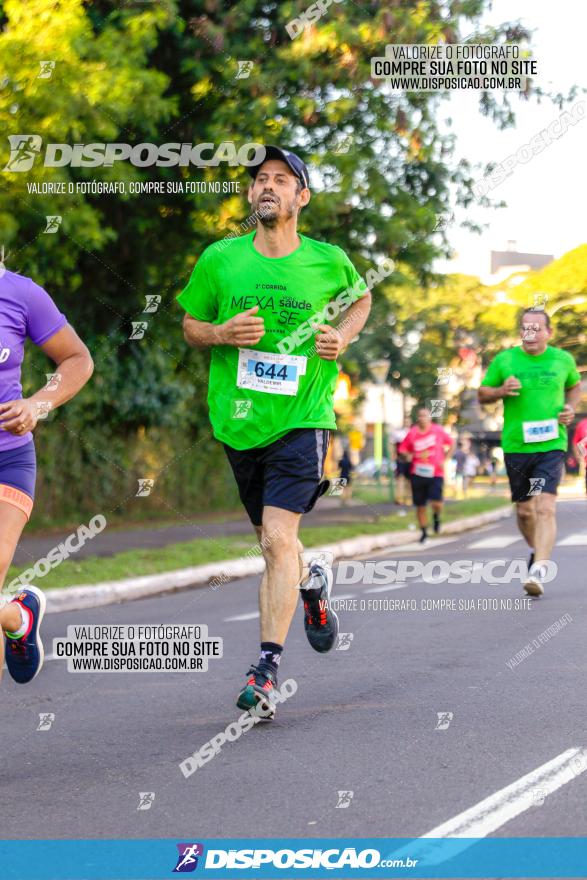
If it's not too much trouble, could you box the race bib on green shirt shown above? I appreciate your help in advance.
[237,349,307,396]
[522,418,558,444]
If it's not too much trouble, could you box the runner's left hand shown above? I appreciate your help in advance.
[314,325,344,360]
[558,404,575,426]
[0,398,40,435]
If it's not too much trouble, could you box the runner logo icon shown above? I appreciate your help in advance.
[528,477,546,496]
[429,398,447,416]
[137,792,155,811]
[336,632,354,651]
[435,711,454,730]
[335,790,354,808]
[37,712,55,731]
[4,134,43,171]
[232,399,253,419]
[174,843,204,872]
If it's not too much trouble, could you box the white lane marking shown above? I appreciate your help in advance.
[225,595,357,622]
[421,747,587,837]
[559,533,587,546]
[418,536,460,548]
[224,612,260,622]
[388,537,458,559]
[367,536,460,557]
[389,748,587,866]
[365,584,407,594]
[468,535,521,549]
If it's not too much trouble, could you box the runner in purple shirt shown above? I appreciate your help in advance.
[0,268,93,686]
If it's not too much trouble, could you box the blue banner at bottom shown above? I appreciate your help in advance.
[0,838,585,880]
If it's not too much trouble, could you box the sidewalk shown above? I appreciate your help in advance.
[13,497,414,566]
[44,504,513,613]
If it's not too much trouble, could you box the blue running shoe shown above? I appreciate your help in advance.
[5,586,46,684]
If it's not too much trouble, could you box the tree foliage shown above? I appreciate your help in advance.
[0,0,578,519]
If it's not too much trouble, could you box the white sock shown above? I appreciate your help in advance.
[6,603,31,639]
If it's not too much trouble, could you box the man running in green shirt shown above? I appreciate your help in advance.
[177,146,372,718]
[478,308,581,597]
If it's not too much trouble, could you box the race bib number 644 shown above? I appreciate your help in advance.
[237,348,307,396]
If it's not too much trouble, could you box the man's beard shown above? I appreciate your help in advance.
[259,205,279,228]
[255,195,296,227]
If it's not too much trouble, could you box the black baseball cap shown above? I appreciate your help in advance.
[247,145,310,190]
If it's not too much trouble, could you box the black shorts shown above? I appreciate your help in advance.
[410,475,444,506]
[223,428,331,526]
[397,461,411,478]
[504,449,565,502]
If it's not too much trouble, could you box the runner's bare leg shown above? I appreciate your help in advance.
[516,498,537,548]
[255,507,304,644]
[0,503,30,679]
[532,492,557,561]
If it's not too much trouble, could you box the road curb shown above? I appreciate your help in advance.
[45,504,512,614]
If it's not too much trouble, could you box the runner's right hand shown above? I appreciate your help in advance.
[217,306,265,347]
[501,375,521,397]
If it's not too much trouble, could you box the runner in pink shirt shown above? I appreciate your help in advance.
[572,417,587,497]
[399,407,455,543]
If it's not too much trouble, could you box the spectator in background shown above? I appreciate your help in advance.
[463,449,481,495]
[489,446,504,487]
[394,427,411,506]
[478,442,491,477]
[572,417,587,495]
[338,446,354,506]
[454,442,467,499]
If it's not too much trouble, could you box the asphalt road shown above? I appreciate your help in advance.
[2,498,587,842]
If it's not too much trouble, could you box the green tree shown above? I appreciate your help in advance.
[0,0,574,520]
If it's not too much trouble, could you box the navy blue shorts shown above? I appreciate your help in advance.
[504,450,565,502]
[223,429,331,526]
[410,474,444,506]
[397,460,411,478]
[0,440,36,518]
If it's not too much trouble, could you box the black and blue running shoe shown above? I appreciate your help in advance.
[301,562,339,653]
[236,664,277,720]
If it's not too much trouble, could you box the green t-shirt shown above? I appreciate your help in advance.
[177,232,366,450]
[481,345,581,453]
